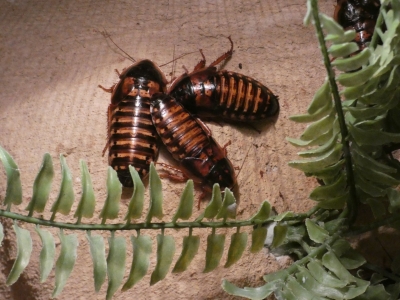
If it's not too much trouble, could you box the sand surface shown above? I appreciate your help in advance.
[0,0,333,299]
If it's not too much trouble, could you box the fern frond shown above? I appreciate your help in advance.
[0,144,281,297]
[225,0,400,299]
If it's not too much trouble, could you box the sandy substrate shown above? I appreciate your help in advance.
[0,0,334,299]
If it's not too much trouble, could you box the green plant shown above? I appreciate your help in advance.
[2,0,400,299]
[222,0,400,298]
[0,147,285,299]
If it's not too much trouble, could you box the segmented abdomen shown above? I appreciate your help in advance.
[169,69,279,122]
[108,95,159,187]
[150,93,236,190]
[150,95,210,162]
[214,70,279,121]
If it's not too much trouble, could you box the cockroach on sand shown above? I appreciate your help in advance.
[168,37,279,123]
[150,92,236,194]
[99,59,167,187]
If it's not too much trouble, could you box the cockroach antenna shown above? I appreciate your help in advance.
[158,50,198,68]
[101,28,136,63]
[171,45,176,83]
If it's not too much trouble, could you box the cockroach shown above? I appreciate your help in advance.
[150,92,236,193]
[168,37,279,122]
[334,0,380,51]
[99,59,167,187]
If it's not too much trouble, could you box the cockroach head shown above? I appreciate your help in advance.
[122,60,168,88]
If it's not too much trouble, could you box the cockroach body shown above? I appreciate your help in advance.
[334,0,380,50]
[168,39,279,122]
[150,93,236,192]
[100,59,167,187]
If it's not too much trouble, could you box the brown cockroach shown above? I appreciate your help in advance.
[334,0,380,51]
[99,59,167,187]
[150,92,236,193]
[168,37,279,123]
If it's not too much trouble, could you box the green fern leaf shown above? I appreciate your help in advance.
[146,162,163,223]
[35,225,55,283]
[100,167,122,224]
[50,155,75,219]
[53,231,78,298]
[172,234,200,273]
[74,160,95,221]
[124,166,145,221]
[106,235,126,300]
[26,153,54,215]
[6,222,33,285]
[204,231,225,273]
[224,231,248,268]
[150,234,175,285]
[86,233,107,292]
[122,235,152,291]
[172,180,194,223]
[0,145,22,207]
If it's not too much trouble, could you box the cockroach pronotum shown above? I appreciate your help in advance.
[168,37,279,122]
[99,59,167,187]
[334,0,380,51]
[150,92,236,193]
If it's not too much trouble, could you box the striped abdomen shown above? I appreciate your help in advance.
[101,60,167,187]
[168,68,279,122]
[150,93,236,191]
[108,94,159,187]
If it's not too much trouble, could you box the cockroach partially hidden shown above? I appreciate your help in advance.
[334,0,380,51]
[99,59,167,187]
[168,37,279,122]
[150,92,236,193]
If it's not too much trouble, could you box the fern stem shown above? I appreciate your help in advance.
[299,239,312,254]
[310,0,357,224]
[0,202,323,231]
[0,209,267,231]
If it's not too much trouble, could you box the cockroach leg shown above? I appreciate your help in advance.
[102,143,108,157]
[98,84,114,93]
[208,36,234,68]
[193,49,207,71]
[167,76,177,85]
[197,183,217,210]
[195,117,213,136]
[160,173,188,182]
[182,65,189,74]
[222,140,232,155]
[197,187,208,209]
[156,162,188,182]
